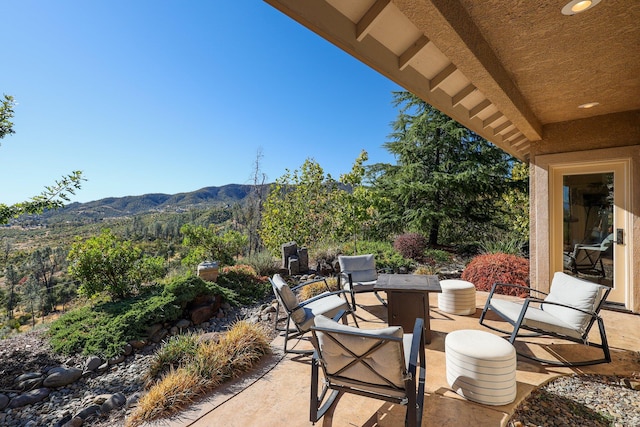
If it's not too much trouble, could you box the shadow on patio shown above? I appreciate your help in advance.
[148,291,640,427]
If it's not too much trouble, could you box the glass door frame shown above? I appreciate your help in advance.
[550,159,631,307]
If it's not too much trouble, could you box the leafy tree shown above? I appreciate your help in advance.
[4,265,21,318]
[372,91,519,246]
[0,237,11,269]
[0,94,16,140]
[223,229,249,261]
[500,161,529,241]
[30,246,67,313]
[180,223,243,267]
[0,93,84,224]
[338,150,379,252]
[67,229,165,300]
[0,286,5,317]
[22,275,42,327]
[259,159,343,254]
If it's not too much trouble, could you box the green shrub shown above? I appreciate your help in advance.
[393,233,427,261]
[217,265,270,304]
[67,229,166,300]
[479,236,526,256]
[49,276,238,358]
[461,253,530,297]
[242,250,278,276]
[311,244,343,268]
[163,275,238,307]
[423,248,453,264]
[341,240,413,272]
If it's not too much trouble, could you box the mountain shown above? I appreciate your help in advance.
[37,184,259,223]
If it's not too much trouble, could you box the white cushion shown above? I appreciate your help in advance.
[542,272,605,334]
[338,254,378,286]
[490,299,582,339]
[314,315,406,388]
[296,294,350,331]
[272,274,305,324]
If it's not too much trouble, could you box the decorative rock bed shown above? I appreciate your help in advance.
[0,300,276,427]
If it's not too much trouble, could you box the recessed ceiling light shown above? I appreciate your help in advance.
[578,102,600,109]
[562,0,601,15]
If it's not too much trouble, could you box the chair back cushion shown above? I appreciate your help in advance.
[338,254,377,283]
[272,274,305,324]
[543,272,606,334]
[314,314,406,389]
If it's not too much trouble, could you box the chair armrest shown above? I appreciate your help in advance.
[293,290,351,310]
[538,299,598,317]
[407,318,425,379]
[488,282,547,298]
[292,277,330,292]
[331,310,347,322]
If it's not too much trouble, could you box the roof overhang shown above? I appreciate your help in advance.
[265,0,640,161]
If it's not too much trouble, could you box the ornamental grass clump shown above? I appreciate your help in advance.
[127,321,270,426]
[461,253,530,297]
[298,277,339,301]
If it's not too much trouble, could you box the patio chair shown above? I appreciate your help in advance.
[338,254,387,311]
[270,274,357,354]
[310,314,425,426]
[563,233,613,278]
[479,271,611,366]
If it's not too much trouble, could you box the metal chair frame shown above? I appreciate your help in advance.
[479,282,611,366]
[270,276,357,354]
[310,318,425,426]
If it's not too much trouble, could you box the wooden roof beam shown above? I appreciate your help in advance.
[482,111,502,128]
[356,0,391,42]
[451,83,476,107]
[511,135,528,147]
[469,99,491,119]
[493,120,512,135]
[430,63,457,92]
[502,128,519,140]
[399,35,431,71]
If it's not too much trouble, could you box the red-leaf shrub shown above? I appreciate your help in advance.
[461,253,530,297]
[393,233,427,262]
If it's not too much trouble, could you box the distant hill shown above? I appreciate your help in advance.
[38,184,260,223]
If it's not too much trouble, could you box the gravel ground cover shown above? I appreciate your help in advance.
[509,374,640,427]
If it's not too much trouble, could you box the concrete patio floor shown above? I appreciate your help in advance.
[150,291,640,427]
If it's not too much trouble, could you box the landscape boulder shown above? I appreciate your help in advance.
[9,388,50,408]
[43,367,82,388]
[0,393,9,410]
[84,356,102,372]
[100,392,126,413]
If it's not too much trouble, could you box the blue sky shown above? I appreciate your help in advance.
[1,1,402,205]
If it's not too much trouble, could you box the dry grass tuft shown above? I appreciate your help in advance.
[127,368,203,426]
[299,277,339,301]
[414,265,438,275]
[126,321,270,426]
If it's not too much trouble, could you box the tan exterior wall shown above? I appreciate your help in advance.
[530,111,640,313]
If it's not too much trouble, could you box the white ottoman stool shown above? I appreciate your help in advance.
[438,279,476,315]
[445,329,517,406]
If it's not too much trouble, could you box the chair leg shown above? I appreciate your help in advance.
[598,316,612,363]
[282,316,313,355]
[310,356,342,423]
[374,291,387,307]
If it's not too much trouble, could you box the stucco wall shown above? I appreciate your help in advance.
[530,111,640,312]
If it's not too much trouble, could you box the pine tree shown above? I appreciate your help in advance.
[373,91,518,246]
